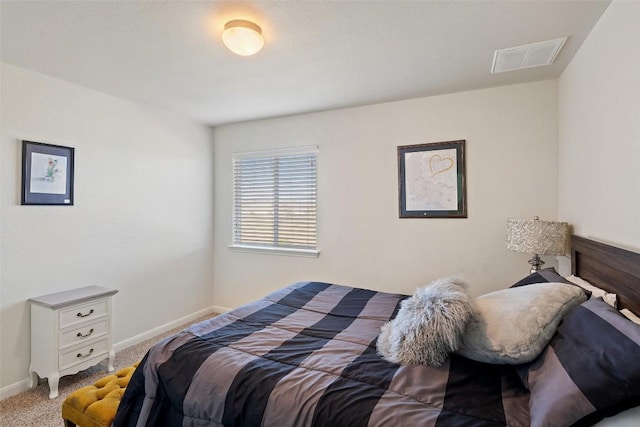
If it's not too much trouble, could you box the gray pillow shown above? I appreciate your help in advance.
[377,277,474,367]
[457,282,587,364]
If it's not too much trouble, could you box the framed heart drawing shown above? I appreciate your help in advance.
[397,140,466,218]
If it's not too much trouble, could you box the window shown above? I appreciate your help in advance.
[232,146,318,256]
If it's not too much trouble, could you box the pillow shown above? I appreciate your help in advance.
[521,298,640,427]
[457,282,587,364]
[510,267,591,298]
[566,274,617,308]
[621,308,640,325]
[509,267,571,287]
[377,277,473,367]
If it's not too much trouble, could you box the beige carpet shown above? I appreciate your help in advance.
[0,314,214,427]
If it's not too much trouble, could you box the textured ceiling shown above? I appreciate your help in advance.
[0,1,610,126]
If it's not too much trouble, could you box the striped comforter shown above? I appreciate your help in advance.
[114,281,531,426]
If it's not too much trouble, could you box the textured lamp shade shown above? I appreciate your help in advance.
[507,219,569,255]
[506,217,570,273]
[506,218,570,255]
[222,20,264,56]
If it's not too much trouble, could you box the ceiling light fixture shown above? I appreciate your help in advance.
[222,20,264,56]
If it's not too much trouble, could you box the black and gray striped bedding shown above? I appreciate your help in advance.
[113,281,639,427]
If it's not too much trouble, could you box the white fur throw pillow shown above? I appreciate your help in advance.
[377,277,474,367]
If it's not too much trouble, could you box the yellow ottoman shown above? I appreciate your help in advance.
[62,362,139,427]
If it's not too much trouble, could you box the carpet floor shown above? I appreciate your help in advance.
[0,314,214,427]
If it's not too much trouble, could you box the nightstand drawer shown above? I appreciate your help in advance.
[59,318,109,349]
[59,337,109,371]
[59,299,108,328]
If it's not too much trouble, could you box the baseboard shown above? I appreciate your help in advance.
[0,306,223,400]
[0,378,31,400]
[113,305,219,352]
[211,304,232,314]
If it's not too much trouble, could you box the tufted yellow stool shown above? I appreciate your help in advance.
[61,362,139,427]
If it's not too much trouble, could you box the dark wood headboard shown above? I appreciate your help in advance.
[571,235,640,315]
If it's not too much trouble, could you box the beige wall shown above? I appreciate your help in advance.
[1,0,637,401]
[0,64,215,396]
[558,0,640,252]
[213,80,560,309]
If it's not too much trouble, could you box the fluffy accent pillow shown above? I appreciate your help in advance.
[377,277,474,367]
[457,282,587,364]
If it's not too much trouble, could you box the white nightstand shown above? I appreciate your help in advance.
[28,286,118,398]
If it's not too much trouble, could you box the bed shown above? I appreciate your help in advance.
[113,236,640,427]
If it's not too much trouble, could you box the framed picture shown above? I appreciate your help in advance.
[21,140,75,205]
[398,140,466,218]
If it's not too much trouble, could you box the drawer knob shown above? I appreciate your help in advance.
[77,328,94,338]
[77,348,94,359]
[77,309,94,318]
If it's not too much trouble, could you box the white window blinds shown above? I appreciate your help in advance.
[232,146,317,253]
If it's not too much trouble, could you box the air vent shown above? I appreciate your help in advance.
[491,37,567,74]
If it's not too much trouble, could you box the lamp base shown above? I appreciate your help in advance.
[528,254,545,274]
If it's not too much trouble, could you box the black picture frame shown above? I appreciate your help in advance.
[398,140,466,218]
[21,140,75,205]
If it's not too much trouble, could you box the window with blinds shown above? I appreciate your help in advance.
[232,146,318,255]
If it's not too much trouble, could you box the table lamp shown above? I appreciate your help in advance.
[506,216,569,274]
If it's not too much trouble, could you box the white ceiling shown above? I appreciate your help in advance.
[0,1,610,126]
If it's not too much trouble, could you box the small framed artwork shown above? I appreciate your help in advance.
[398,140,466,218]
[21,140,75,205]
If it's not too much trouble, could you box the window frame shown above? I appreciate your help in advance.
[230,146,319,257]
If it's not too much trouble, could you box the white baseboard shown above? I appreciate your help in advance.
[0,305,224,401]
[211,304,232,314]
[113,305,219,352]
[0,378,31,401]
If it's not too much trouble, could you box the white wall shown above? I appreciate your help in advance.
[558,0,640,252]
[213,80,560,309]
[0,64,214,396]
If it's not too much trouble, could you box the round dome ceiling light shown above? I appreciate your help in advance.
[222,19,264,56]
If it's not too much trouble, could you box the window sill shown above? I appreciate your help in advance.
[229,244,319,258]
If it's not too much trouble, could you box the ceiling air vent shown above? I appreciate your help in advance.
[491,37,567,74]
